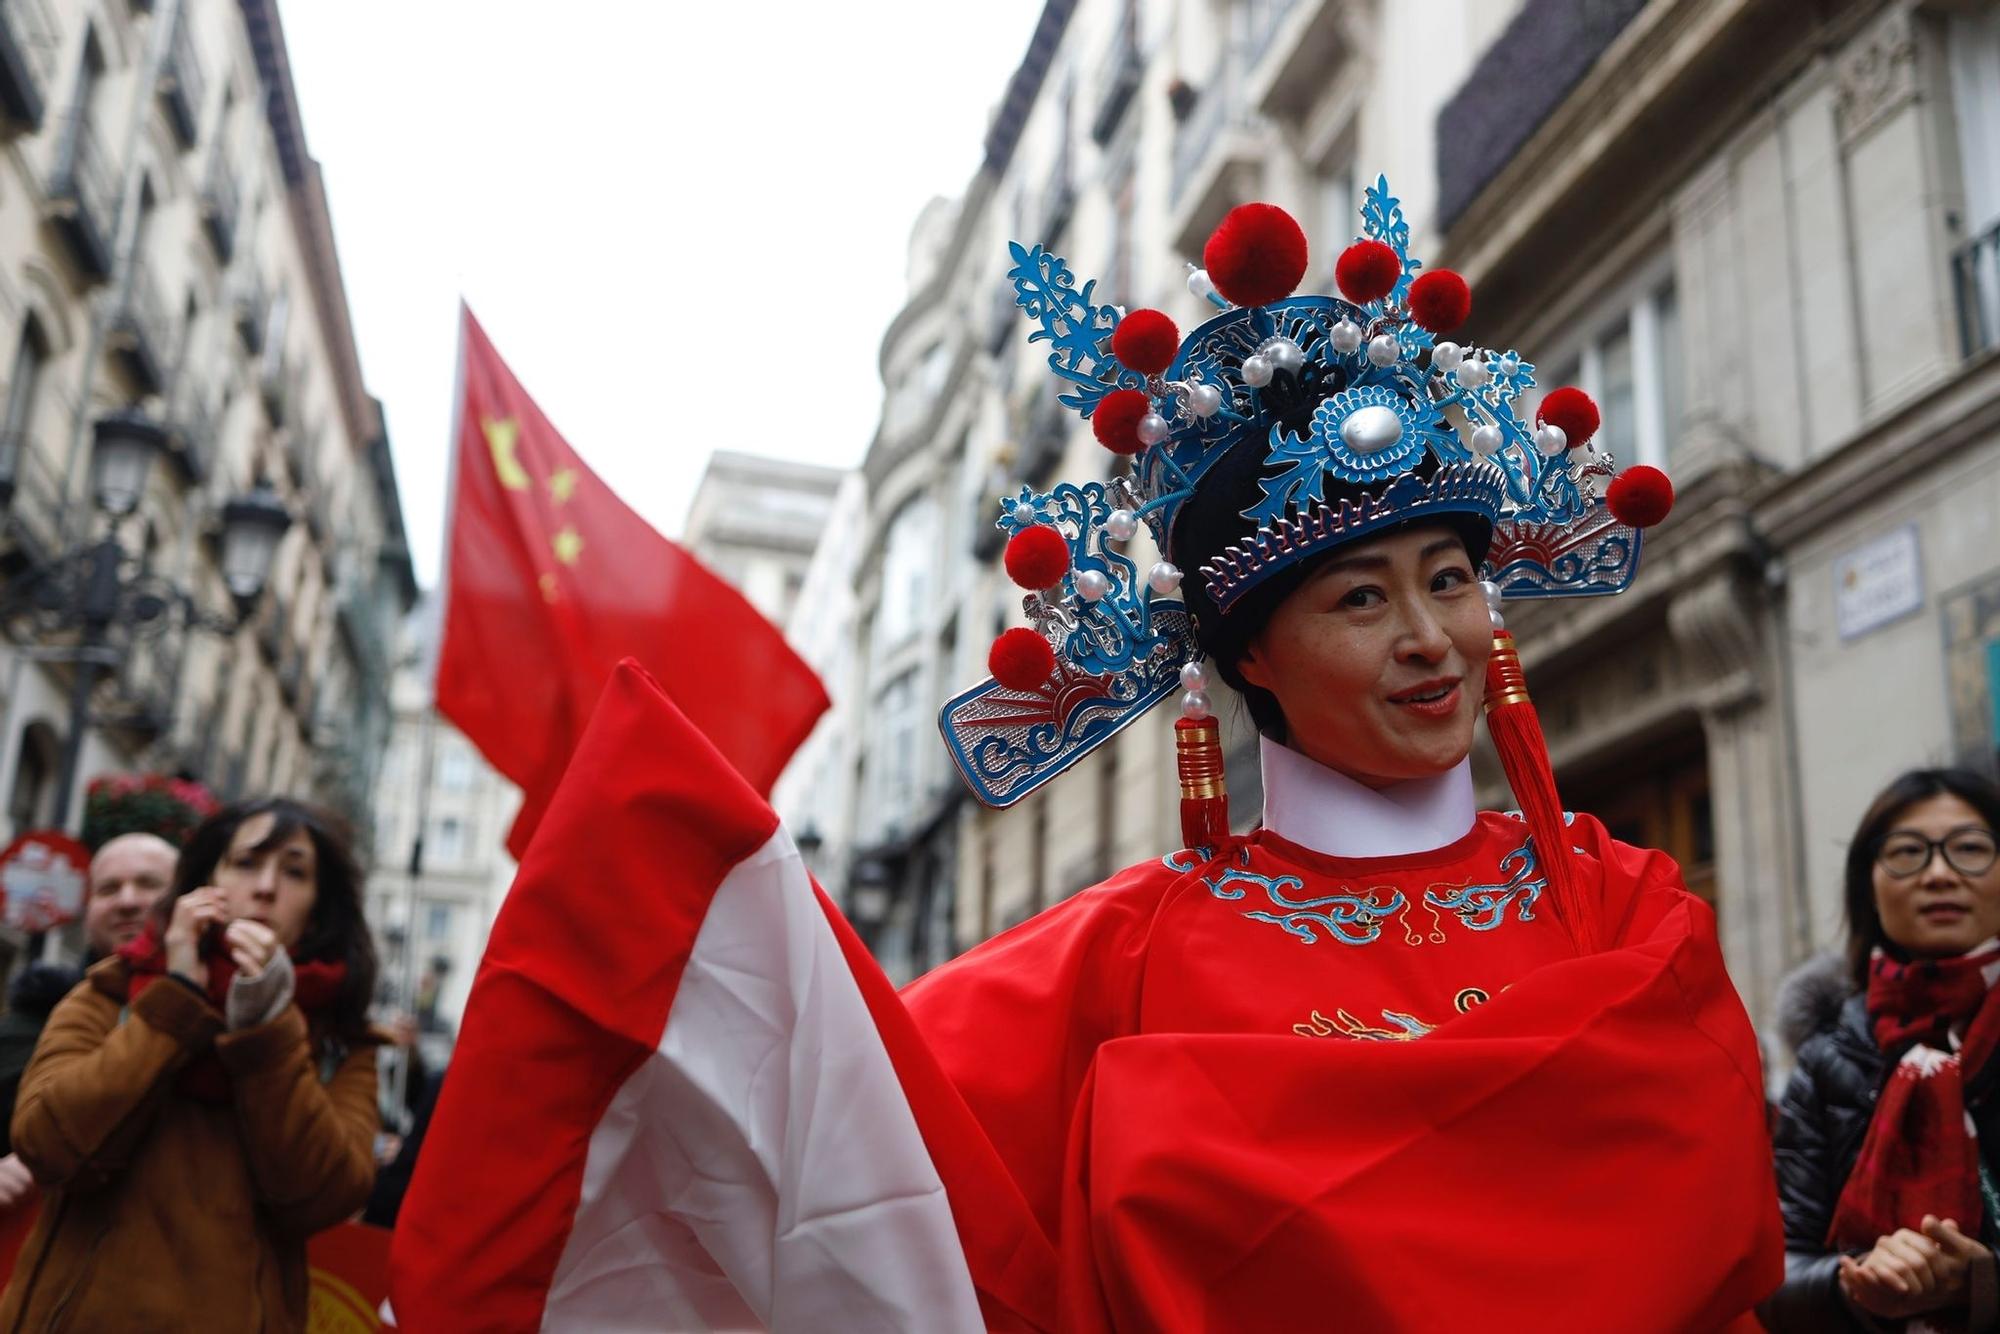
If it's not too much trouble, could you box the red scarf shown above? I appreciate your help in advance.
[1828,944,2000,1248]
[117,922,349,1102]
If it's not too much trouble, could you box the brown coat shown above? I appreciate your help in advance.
[0,957,379,1332]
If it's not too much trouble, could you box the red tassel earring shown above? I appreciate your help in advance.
[1175,663,1229,851]
[1482,586,1597,954]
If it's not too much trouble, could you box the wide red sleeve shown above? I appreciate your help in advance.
[901,858,1180,1240]
[1052,822,1785,1333]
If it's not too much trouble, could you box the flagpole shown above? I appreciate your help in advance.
[388,303,469,1128]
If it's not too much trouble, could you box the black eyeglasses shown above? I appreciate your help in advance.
[1877,826,2000,879]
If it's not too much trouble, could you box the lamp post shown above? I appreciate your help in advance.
[5,409,290,832]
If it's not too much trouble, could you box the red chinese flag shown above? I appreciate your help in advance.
[435,306,828,855]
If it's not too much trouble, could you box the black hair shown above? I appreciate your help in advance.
[1842,767,2000,989]
[165,797,378,1042]
[1168,425,1491,741]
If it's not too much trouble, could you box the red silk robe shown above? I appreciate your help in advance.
[903,809,1785,1331]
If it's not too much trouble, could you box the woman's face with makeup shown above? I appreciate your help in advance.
[1236,524,1492,788]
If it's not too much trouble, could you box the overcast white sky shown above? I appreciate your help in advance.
[280,1,1045,588]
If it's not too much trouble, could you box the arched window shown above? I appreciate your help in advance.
[3,314,50,470]
[7,720,61,837]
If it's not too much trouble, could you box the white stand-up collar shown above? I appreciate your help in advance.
[1259,736,1477,859]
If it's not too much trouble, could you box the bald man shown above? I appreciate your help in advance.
[0,832,178,1204]
[80,832,177,957]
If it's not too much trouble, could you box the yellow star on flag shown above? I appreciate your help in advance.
[548,468,578,504]
[538,572,560,603]
[483,417,530,491]
[552,527,584,566]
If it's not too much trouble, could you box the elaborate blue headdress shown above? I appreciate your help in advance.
[941,176,1674,812]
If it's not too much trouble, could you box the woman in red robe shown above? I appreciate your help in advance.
[915,188,1784,1331]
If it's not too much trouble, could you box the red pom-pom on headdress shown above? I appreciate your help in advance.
[1606,465,1675,528]
[1537,387,1600,447]
[1092,388,1151,454]
[1202,204,1308,307]
[1407,269,1471,332]
[1335,240,1400,305]
[1004,525,1069,590]
[1110,309,1180,376]
[990,628,1057,692]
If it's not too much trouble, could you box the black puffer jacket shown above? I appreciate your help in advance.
[1760,954,2000,1331]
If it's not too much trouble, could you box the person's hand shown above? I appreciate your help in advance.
[0,1153,33,1211]
[222,919,281,979]
[163,889,230,987]
[1923,1215,1992,1296]
[1839,1223,1971,1318]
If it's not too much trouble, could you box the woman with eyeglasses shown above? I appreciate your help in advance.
[1762,767,2000,1331]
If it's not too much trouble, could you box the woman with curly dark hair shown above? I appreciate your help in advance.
[1764,767,2000,1331]
[0,797,382,1331]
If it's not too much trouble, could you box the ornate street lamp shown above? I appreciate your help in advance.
[1,411,296,832]
[219,484,291,612]
[88,411,169,517]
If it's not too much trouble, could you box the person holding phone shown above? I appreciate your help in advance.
[0,798,381,1331]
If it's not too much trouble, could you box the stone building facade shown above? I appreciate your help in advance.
[1437,0,2000,1038]
[0,0,414,954]
[367,598,514,1058]
[822,0,2000,1040]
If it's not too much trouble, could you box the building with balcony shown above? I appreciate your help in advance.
[1431,0,2000,1037]
[817,0,2000,1055]
[366,596,516,1059]
[0,0,414,968]
[682,449,845,628]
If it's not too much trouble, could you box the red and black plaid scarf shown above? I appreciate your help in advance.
[117,922,348,1102]
[1828,942,2000,1249]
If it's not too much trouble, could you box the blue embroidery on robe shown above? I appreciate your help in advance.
[1199,835,1548,946]
[1199,866,1407,946]
[1422,838,1545,931]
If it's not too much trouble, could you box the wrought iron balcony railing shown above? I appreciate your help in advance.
[233,272,268,354]
[46,112,118,280]
[159,11,202,147]
[1089,5,1142,146]
[0,0,58,129]
[201,152,239,261]
[108,262,179,394]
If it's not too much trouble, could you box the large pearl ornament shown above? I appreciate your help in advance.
[1458,356,1491,389]
[1012,500,1038,525]
[1180,661,1208,691]
[1187,382,1222,417]
[1137,412,1171,445]
[1105,508,1138,541]
[1241,354,1274,387]
[1481,579,1507,630]
[1340,404,1403,454]
[1366,333,1401,367]
[1432,341,1463,371]
[1148,561,1183,593]
[1265,337,1304,373]
[1180,689,1212,721]
[1187,268,1218,303]
[1497,353,1520,376]
[1330,319,1363,355]
[1534,423,1568,456]
[1074,569,1112,602]
[1470,424,1502,454]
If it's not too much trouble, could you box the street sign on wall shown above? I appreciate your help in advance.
[0,831,91,932]
[1834,524,1925,641]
